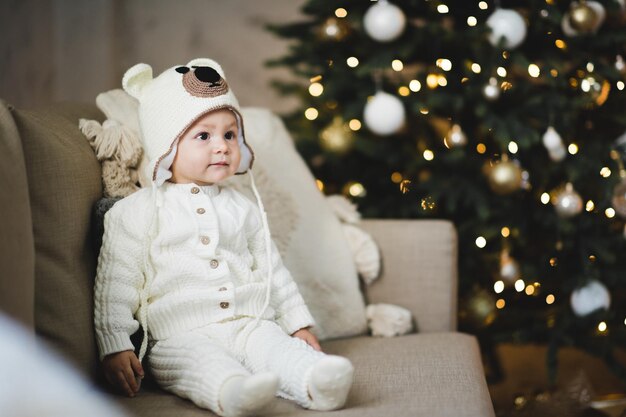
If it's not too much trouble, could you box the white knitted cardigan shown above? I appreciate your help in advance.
[94,181,315,361]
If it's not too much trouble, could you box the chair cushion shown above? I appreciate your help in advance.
[12,103,104,377]
[115,333,494,417]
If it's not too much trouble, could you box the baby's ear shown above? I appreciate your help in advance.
[122,63,153,99]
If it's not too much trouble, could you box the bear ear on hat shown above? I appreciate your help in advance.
[122,63,153,99]
[186,58,224,77]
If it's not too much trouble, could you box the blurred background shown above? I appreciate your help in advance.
[3,1,626,416]
[0,0,304,113]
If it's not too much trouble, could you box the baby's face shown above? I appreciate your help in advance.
[170,109,241,185]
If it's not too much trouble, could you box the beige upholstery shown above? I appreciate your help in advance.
[0,99,495,417]
[118,333,493,417]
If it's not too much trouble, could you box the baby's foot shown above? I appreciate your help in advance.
[308,356,354,411]
[220,372,278,417]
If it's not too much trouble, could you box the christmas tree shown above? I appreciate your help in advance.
[267,0,626,382]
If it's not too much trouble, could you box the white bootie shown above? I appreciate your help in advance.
[308,356,354,411]
[219,372,278,417]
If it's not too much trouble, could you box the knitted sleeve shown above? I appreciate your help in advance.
[244,200,315,335]
[93,199,145,360]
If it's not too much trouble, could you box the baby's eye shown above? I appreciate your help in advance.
[195,132,210,141]
[225,131,235,140]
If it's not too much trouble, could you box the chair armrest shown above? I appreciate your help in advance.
[360,219,458,332]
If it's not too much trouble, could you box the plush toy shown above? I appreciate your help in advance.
[79,89,148,198]
[326,195,414,337]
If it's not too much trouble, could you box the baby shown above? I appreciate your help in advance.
[94,58,354,417]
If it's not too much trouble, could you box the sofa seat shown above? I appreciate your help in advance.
[116,332,494,417]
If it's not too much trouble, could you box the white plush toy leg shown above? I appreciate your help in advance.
[366,303,414,337]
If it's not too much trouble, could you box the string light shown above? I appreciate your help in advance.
[409,80,422,92]
[391,172,403,183]
[437,4,449,13]
[419,108,430,115]
[497,67,507,77]
[568,144,579,154]
[618,81,625,91]
[555,39,567,49]
[438,75,448,87]
[600,167,612,178]
[546,294,555,304]
[598,321,607,332]
[549,257,558,267]
[348,182,366,197]
[347,57,359,67]
[494,280,505,294]
[586,62,595,72]
[392,59,404,71]
[496,299,506,309]
[475,236,487,248]
[501,227,510,237]
[514,279,525,292]
[426,74,439,89]
[550,69,559,77]
[423,150,435,161]
[525,285,535,295]
[528,64,541,78]
[541,193,550,204]
[467,16,477,26]
[476,143,487,154]
[309,82,324,96]
[586,200,595,211]
[436,59,452,71]
[478,1,488,10]
[471,63,482,73]
[335,8,348,18]
[606,208,616,218]
[398,86,410,96]
[316,179,324,191]
[304,108,319,120]
[349,119,362,131]
[508,141,518,154]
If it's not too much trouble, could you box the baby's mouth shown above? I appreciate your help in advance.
[209,161,229,167]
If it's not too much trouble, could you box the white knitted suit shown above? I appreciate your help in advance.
[94,182,325,412]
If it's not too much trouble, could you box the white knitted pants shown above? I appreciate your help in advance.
[147,318,326,415]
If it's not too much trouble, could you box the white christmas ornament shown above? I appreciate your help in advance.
[486,9,527,49]
[553,183,583,218]
[483,77,501,101]
[570,280,611,317]
[542,126,566,162]
[363,0,407,42]
[364,91,406,135]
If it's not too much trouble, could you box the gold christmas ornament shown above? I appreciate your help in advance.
[444,124,468,148]
[579,72,610,106]
[319,17,351,41]
[463,289,497,328]
[553,182,583,218]
[486,157,523,195]
[319,116,355,154]
[569,2,599,32]
[562,1,606,36]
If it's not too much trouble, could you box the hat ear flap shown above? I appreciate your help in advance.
[122,63,153,99]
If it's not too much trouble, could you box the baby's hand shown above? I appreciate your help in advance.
[292,327,322,351]
[102,350,144,397]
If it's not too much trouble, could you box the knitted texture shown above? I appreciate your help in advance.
[122,58,254,185]
[147,318,326,415]
[94,183,314,360]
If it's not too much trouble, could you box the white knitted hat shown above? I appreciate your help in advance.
[122,58,254,186]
